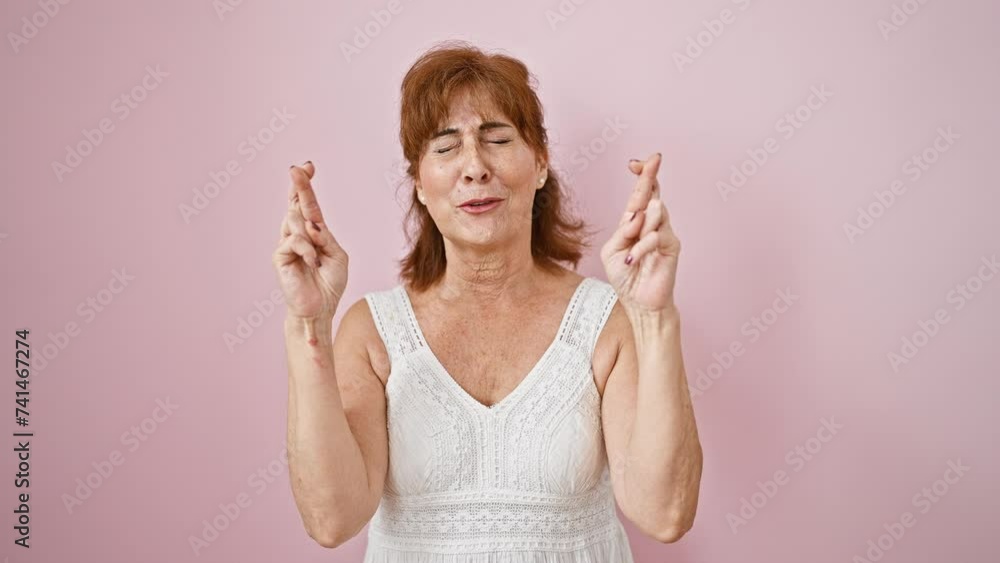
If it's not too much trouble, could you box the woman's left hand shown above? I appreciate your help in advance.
[600,152,681,315]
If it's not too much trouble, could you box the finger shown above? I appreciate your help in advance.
[628,220,680,265]
[628,206,680,265]
[607,208,646,254]
[288,160,316,207]
[622,153,662,215]
[289,165,326,224]
[626,229,661,266]
[638,198,665,241]
[273,233,320,268]
[306,218,344,258]
[627,158,659,199]
[639,153,662,200]
[287,161,314,206]
[283,206,308,239]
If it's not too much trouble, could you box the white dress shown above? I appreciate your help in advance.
[361,276,635,562]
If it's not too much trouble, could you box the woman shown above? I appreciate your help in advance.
[273,42,703,562]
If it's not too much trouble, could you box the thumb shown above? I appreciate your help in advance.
[628,159,643,175]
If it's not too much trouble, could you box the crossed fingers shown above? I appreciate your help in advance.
[280,162,339,261]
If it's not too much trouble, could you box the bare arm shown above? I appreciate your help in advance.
[601,305,702,543]
[285,300,388,548]
[599,153,703,543]
[273,162,388,548]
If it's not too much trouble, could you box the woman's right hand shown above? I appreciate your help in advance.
[272,162,348,321]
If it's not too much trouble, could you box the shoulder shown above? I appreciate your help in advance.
[590,282,629,397]
[335,291,393,384]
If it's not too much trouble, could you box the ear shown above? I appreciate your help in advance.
[536,157,548,190]
[536,156,548,176]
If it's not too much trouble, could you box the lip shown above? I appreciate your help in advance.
[459,198,503,214]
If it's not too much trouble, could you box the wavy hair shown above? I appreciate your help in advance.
[395,41,594,291]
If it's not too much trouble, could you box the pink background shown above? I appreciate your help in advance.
[2,0,997,561]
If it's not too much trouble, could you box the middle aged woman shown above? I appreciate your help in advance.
[275,41,703,562]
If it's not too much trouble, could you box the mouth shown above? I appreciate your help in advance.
[459,198,503,214]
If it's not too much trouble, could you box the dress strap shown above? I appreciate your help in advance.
[363,285,423,364]
[558,277,619,359]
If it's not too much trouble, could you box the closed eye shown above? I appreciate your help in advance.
[435,140,511,154]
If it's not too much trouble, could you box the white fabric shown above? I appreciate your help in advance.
[361,277,634,562]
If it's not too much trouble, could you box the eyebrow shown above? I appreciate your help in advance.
[429,121,513,140]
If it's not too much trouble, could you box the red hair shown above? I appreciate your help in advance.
[395,41,594,291]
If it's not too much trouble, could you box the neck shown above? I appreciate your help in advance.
[436,233,541,303]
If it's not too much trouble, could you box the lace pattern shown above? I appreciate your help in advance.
[362,277,632,561]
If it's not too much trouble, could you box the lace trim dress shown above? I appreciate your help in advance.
[361,276,635,562]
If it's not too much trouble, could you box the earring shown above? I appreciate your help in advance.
[539,177,546,185]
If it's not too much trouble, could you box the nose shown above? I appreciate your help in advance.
[460,142,491,184]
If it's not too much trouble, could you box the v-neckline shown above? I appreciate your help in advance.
[397,277,590,414]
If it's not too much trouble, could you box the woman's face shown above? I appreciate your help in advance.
[416,90,546,251]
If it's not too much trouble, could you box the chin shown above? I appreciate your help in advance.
[455,226,512,249]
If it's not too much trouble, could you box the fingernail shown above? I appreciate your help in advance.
[625,254,633,265]
[629,159,639,163]
[656,152,662,158]
[289,164,295,170]
[629,211,637,221]
[310,220,319,230]
[304,160,312,166]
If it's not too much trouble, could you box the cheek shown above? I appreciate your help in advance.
[495,159,535,189]
[421,165,455,195]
